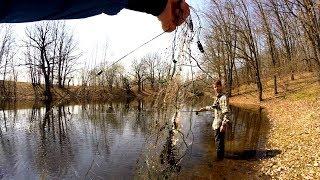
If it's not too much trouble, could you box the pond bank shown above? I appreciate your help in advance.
[230,78,320,179]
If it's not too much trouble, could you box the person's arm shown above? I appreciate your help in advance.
[0,0,189,32]
[0,0,127,23]
[219,95,231,132]
[196,105,214,115]
[127,0,168,16]
[197,107,209,112]
[128,0,190,32]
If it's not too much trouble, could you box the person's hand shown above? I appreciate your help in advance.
[158,0,190,32]
[220,124,226,133]
[195,109,202,115]
[195,108,203,115]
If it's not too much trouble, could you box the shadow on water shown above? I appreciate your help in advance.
[0,100,279,179]
[225,149,281,160]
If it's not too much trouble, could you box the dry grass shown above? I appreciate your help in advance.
[2,81,129,102]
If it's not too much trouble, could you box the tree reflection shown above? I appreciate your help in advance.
[159,128,182,176]
[134,110,187,179]
[0,108,18,178]
[133,100,146,133]
[35,102,74,178]
[159,111,187,177]
[225,106,271,159]
[131,99,160,135]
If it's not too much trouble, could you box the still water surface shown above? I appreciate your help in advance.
[0,101,269,179]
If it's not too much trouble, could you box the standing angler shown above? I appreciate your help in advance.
[196,80,231,161]
[0,0,190,32]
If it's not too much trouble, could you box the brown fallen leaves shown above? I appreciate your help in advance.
[230,77,320,179]
[260,100,320,179]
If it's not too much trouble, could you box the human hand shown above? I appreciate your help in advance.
[195,108,204,115]
[220,124,226,133]
[158,0,190,32]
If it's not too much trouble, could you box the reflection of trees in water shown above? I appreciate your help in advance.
[0,103,76,178]
[82,102,121,130]
[35,103,75,178]
[0,108,18,133]
[159,110,195,178]
[78,103,110,156]
[132,100,156,134]
[123,98,131,114]
[159,127,182,177]
[39,104,71,142]
[0,108,18,177]
[135,110,192,179]
[0,107,54,178]
[224,106,268,158]
[79,101,161,178]
[1,101,198,178]
[196,105,268,161]
[1,109,8,133]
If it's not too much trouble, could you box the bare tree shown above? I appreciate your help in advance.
[269,0,297,81]
[207,0,239,96]
[0,25,15,99]
[24,21,79,101]
[24,22,55,101]
[143,53,161,90]
[200,0,319,100]
[132,59,147,93]
[103,64,124,92]
[155,59,172,85]
[25,46,41,86]
[237,0,264,101]
[53,23,79,88]
[254,0,279,95]
[122,75,133,96]
[284,0,320,82]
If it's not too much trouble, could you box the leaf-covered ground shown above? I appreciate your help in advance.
[230,74,320,179]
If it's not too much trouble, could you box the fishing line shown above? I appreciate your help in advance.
[97,30,167,76]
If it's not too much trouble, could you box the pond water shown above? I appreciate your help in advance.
[0,100,270,179]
